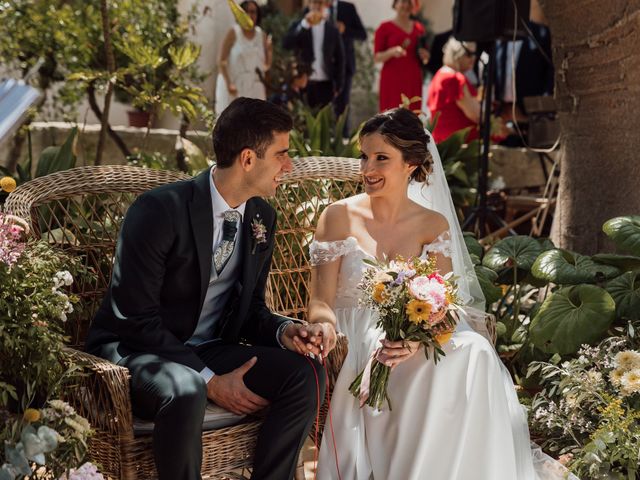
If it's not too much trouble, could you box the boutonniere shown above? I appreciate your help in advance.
[251,217,267,254]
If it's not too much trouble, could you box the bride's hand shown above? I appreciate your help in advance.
[377,339,421,368]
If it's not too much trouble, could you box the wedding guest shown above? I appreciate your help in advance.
[325,0,367,135]
[283,0,345,110]
[427,37,480,143]
[374,0,430,112]
[215,1,272,116]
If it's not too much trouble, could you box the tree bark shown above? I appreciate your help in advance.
[541,1,640,254]
[96,0,116,166]
[86,83,132,159]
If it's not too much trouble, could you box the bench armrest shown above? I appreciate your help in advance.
[63,347,134,438]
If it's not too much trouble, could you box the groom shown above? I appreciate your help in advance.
[86,98,326,480]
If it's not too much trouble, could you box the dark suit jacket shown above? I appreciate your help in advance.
[495,21,554,114]
[85,168,290,372]
[282,18,346,94]
[331,1,367,76]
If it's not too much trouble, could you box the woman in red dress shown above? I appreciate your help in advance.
[427,37,481,143]
[374,0,430,112]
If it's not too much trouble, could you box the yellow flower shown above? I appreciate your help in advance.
[0,176,17,193]
[372,283,388,304]
[23,408,40,423]
[406,299,431,324]
[435,331,453,345]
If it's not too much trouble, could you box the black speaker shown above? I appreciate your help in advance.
[453,0,530,42]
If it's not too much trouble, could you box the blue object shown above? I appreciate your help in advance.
[0,79,42,144]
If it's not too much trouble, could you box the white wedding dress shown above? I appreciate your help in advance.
[310,234,577,480]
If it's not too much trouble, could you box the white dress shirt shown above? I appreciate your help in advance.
[198,170,246,384]
[301,17,329,81]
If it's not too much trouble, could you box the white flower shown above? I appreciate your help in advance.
[620,369,640,396]
[60,312,67,322]
[614,350,640,371]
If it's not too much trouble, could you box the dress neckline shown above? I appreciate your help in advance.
[389,20,416,36]
[344,236,429,261]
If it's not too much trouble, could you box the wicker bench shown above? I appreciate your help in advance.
[4,157,361,479]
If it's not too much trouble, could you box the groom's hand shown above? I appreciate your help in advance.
[206,357,270,415]
[282,322,337,359]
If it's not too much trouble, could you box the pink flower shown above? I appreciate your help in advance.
[408,276,447,310]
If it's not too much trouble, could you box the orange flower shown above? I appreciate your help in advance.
[0,176,16,193]
[23,408,40,423]
[406,299,431,324]
[372,283,388,304]
[435,331,453,345]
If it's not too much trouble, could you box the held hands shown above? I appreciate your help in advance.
[376,339,421,369]
[206,357,269,415]
[336,20,346,34]
[281,322,337,360]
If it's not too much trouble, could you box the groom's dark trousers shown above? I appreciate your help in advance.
[89,341,323,480]
[86,169,325,480]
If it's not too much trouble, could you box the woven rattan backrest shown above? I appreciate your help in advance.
[4,158,362,344]
[4,166,191,346]
[269,156,362,318]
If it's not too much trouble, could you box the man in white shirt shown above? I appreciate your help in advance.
[86,98,336,480]
[283,0,345,109]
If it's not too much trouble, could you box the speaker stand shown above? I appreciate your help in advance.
[462,42,517,239]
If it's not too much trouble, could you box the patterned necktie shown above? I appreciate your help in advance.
[213,210,241,274]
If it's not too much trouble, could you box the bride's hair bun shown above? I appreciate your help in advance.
[359,108,433,183]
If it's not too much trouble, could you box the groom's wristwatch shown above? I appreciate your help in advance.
[275,318,308,349]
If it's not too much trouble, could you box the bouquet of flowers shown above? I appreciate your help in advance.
[349,255,461,411]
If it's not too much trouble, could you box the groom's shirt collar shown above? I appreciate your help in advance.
[209,168,246,220]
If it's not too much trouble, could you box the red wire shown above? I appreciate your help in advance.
[304,356,342,480]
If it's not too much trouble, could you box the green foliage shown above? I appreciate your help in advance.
[289,104,360,158]
[529,285,616,354]
[0,232,82,407]
[603,216,640,257]
[0,1,209,123]
[528,330,640,478]
[474,215,640,382]
[532,248,621,284]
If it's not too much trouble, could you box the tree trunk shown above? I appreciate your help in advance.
[96,0,116,166]
[541,1,640,254]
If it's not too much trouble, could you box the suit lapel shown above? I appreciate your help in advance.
[240,198,259,293]
[188,168,214,309]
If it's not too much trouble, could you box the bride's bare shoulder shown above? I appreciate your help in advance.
[315,194,366,242]
[411,203,450,242]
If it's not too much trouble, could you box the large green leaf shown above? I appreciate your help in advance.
[529,285,616,354]
[35,127,77,178]
[464,233,483,260]
[531,249,620,284]
[475,265,502,304]
[606,271,640,319]
[592,253,640,272]
[482,235,543,272]
[603,216,640,256]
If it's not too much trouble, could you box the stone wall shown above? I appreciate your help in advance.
[1,122,212,172]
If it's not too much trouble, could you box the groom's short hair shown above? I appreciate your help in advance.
[213,97,293,168]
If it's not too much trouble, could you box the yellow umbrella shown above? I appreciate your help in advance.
[227,0,254,31]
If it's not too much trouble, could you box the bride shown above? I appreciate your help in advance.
[303,108,577,479]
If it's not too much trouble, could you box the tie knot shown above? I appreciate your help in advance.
[222,210,240,241]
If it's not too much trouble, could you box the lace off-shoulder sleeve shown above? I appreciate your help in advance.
[426,230,453,258]
[309,236,359,266]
